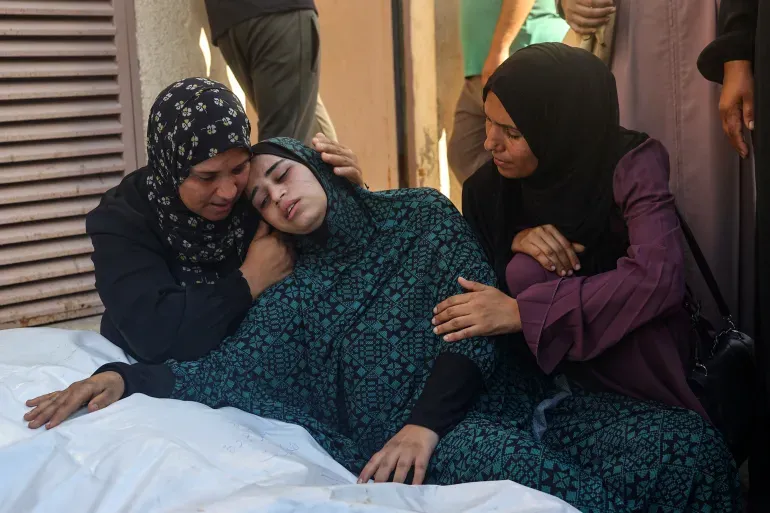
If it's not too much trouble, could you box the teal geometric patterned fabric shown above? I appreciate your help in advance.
[165,138,740,512]
[430,354,741,511]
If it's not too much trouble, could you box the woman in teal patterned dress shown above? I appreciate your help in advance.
[27,137,740,511]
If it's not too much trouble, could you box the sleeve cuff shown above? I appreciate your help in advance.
[517,280,576,374]
[406,352,482,437]
[94,362,176,399]
[217,269,253,310]
[698,32,755,83]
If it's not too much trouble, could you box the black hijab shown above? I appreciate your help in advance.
[143,77,252,285]
[471,43,648,279]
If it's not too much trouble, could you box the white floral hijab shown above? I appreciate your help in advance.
[144,77,251,285]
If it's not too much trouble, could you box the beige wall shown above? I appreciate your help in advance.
[315,0,399,191]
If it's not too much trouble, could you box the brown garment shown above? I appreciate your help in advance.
[217,9,336,144]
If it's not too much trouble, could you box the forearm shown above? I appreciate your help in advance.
[489,0,536,53]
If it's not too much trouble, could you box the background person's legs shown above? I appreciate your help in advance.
[313,95,337,142]
[218,10,334,144]
[448,76,490,183]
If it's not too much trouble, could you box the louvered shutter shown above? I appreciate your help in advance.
[0,0,139,328]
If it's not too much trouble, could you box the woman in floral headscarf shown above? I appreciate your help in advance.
[85,77,362,364]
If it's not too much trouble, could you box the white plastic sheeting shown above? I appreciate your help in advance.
[0,328,579,513]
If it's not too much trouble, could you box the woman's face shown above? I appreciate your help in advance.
[483,91,539,179]
[178,147,250,221]
[247,154,328,234]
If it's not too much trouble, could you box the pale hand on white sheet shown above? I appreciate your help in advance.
[23,370,124,429]
[358,424,439,485]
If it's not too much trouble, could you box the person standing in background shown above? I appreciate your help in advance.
[559,0,753,338]
[203,0,336,144]
[698,1,768,510]
[448,0,568,182]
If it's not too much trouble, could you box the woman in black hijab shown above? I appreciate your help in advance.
[85,77,362,364]
[433,43,707,418]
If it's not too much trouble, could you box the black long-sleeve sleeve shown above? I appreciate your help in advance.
[87,172,254,364]
[698,0,758,83]
[406,352,483,437]
[95,362,176,398]
[100,351,483,438]
[90,226,252,363]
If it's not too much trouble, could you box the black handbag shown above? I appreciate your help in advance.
[678,209,756,464]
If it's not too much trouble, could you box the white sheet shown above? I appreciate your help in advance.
[0,328,578,513]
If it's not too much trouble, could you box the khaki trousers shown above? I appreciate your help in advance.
[218,9,336,144]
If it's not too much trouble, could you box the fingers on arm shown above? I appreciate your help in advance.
[433,293,472,315]
[544,225,581,271]
[442,325,480,342]
[433,311,475,337]
[457,277,487,292]
[537,231,573,276]
[528,228,566,274]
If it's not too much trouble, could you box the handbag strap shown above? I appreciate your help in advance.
[676,207,732,320]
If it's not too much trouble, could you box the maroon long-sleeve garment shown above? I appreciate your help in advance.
[506,139,708,419]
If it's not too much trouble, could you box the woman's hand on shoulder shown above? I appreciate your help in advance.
[432,277,521,342]
[358,424,439,485]
[23,371,125,430]
[512,225,584,277]
[311,133,365,187]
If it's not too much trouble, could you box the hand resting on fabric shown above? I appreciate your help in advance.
[24,371,125,429]
[431,277,522,342]
[512,224,585,277]
[358,424,439,485]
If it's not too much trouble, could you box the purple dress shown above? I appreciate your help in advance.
[506,139,707,419]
